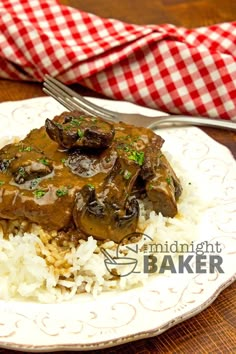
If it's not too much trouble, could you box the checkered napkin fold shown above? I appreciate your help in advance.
[0,0,235,119]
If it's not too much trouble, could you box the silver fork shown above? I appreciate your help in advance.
[43,75,236,131]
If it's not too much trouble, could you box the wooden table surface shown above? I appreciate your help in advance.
[0,0,235,353]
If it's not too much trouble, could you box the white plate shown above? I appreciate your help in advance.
[0,97,235,352]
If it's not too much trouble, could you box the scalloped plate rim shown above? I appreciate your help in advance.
[0,97,235,352]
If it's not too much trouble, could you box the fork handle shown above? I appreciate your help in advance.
[149,115,236,131]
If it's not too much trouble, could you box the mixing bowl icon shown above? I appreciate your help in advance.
[102,248,138,277]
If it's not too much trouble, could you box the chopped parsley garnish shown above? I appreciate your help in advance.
[125,135,131,140]
[56,187,68,197]
[166,176,172,185]
[123,170,132,180]
[70,118,83,127]
[61,158,66,164]
[133,136,141,142]
[61,116,86,130]
[0,181,5,186]
[116,141,145,166]
[38,158,49,166]
[87,183,95,189]
[30,178,39,189]
[116,144,131,152]
[124,146,131,152]
[19,146,33,152]
[18,167,25,176]
[55,122,63,128]
[148,184,154,190]
[128,151,145,166]
[34,189,47,199]
[77,129,84,138]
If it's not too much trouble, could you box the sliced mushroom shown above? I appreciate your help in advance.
[67,147,117,177]
[73,157,140,242]
[12,160,53,184]
[12,157,52,185]
[0,110,183,244]
[0,143,53,185]
[45,111,115,149]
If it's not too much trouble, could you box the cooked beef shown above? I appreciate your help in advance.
[0,110,182,243]
[0,128,86,231]
[140,135,164,180]
[146,154,182,217]
[45,111,115,149]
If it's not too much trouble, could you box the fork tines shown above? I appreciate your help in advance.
[43,75,115,121]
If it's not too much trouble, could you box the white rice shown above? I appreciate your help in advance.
[0,153,208,303]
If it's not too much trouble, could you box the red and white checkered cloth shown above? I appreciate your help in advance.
[0,0,236,119]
